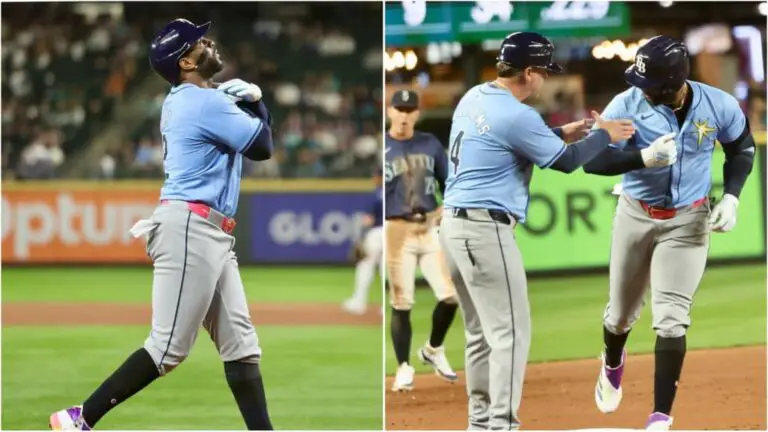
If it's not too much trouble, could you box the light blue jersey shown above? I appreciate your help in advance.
[602,80,746,208]
[443,82,566,223]
[159,83,265,217]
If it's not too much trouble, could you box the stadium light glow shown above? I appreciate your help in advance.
[659,0,674,7]
[405,50,418,70]
[392,51,406,69]
[759,2,767,16]
[592,39,648,61]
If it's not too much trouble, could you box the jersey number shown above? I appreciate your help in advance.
[449,131,464,174]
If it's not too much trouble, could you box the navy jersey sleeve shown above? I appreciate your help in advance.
[199,92,264,153]
[432,134,449,183]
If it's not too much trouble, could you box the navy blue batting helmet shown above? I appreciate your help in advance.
[624,36,690,91]
[496,32,563,73]
[149,18,211,84]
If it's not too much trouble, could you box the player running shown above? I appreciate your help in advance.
[438,32,650,430]
[49,19,275,431]
[343,168,384,315]
[584,36,756,430]
[385,89,459,392]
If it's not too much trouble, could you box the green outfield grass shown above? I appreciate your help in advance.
[3,326,382,430]
[2,266,383,305]
[2,266,384,430]
[386,263,766,375]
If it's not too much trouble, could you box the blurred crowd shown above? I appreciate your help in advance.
[2,2,382,180]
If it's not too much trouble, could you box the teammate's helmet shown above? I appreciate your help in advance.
[496,32,563,73]
[624,36,690,92]
[149,18,211,84]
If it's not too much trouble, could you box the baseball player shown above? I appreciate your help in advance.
[342,168,384,315]
[584,36,756,430]
[438,32,640,430]
[49,19,275,431]
[385,89,460,391]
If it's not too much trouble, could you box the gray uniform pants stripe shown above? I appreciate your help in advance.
[439,209,531,430]
[157,211,191,373]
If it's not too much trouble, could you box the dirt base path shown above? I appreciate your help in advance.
[386,345,766,430]
[3,302,381,326]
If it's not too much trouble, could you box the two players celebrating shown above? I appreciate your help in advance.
[440,32,755,430]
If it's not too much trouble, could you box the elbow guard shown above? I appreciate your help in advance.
[242,126,273,161]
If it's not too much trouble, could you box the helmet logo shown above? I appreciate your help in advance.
[402,90,409,101]
[635,56,647,74]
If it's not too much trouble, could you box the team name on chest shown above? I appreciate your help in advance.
[385,153,434,181]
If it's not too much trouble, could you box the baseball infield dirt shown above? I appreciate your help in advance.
[2,302,381,326]
[386,345,766,430]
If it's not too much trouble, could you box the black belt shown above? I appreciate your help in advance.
[387,212,427,223]
[452,208,513,225]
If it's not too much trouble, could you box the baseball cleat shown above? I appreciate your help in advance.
[645,412,673,430]
[392,362,415,392]
[49,406,92,430]
[418,342,458,382]
[341,298,367,315]
[595,350,625,413]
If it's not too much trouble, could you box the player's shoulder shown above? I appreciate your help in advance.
[690,80,738,105]
[414,130,441,145]
[170,83,233,109]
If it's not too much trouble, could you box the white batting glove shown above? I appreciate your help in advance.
[217,79,263,102]
[641,132,677,168]
[709,194,739,233]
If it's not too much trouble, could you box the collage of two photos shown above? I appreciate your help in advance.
[1,0,767,431]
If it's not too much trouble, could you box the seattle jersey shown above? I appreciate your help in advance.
[159,83,265,217]
[384,131,447,218]
[443,82,566,223]
[601,80,747,208]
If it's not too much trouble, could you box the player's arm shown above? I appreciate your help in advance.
[581,94,643,175]
[718,98,755,199]
[199,92,273,161]
[506,108,611,174]
[432,136,448,194]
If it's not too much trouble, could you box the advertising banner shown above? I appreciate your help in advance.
[1,188,159,263]
[248,192,375,263]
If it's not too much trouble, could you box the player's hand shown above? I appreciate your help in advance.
[708,194,739,233]
[217,79,263,102]
[560,118,594,143]
[640,132,678,168]
[591,111,635,144]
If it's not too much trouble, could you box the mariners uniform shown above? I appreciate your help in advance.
[50,19,275,431]
[438,32,634,430]
[386,90,459,392]
[585,36,756,430]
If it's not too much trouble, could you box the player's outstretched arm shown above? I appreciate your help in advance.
[549,111,635,174]
[583,132,677,176]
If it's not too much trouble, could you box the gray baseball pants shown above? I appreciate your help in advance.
[137,200,262,375]
[439,209,530,430]
[604,193,710,338]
